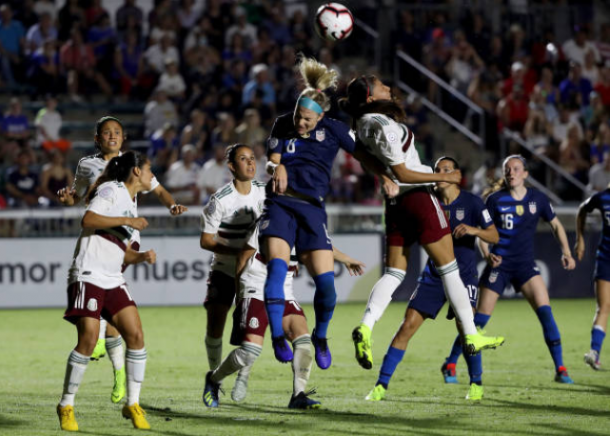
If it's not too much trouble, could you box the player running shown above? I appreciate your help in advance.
[440,155,576,384]
[199,144,266,373]
[575,189,610,370]
[261,57,396,369]
[57,152,156,431]
[365,157,498,403]
[202,225,365,409]
[57,116,186,404]
[340,75,505,370]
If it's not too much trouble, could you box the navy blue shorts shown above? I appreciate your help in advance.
[479,259,540,295]
[258,195,332,252]
[408,272,478,320]
[594,257,610,282]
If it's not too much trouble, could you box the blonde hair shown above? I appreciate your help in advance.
[484,154,528,198]
[296,55,338,112]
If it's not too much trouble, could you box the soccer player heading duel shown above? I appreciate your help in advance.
[340,75,505,369]
[260,56,397,369]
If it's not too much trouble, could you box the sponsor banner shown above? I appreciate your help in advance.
[0,235,382,308]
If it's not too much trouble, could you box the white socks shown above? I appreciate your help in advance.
[125,348,147,406]
[59,350,89,407]
[437,260,476,335]
[205,336,223,370]
[105,336,124,371]
[361,268,405,330]
[211,342,261,384]
[98,318,107,340]
[292,334,313,395]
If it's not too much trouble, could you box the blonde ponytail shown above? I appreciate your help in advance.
[296,55,338,112]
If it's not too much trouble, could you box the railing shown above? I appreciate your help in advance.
[353,18,381,73]
[394,50,485,150]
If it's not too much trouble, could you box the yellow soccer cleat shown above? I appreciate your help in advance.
[111,367,126,403]
[365,384,386,401]
[122,403,151,430]
[352,324,373,369]
[57,404,79,432]
[464,331,505,355]
[465,383,483,401]
[90,339,106,361]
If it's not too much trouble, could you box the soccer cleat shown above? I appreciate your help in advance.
[271,336,294,363]
[441,362,458,384]
[465,383,483,401]
[288,391,321,409]
[311,329,331,370]
[202,371,220,407]
[463,331,505,355]
[90,338,106,361]
[554,366,574,384]
[111,367,126,403]
[365,384,386,401]
[352,324,373,370]
[584,350,602,370]
[231,372,249,402]
[57,404,78,432]
[122,403,151,429]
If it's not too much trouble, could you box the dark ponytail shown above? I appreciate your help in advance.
[87,151,148,202]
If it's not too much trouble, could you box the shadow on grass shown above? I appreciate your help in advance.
[0,414,24,429]
[484,382,610,396]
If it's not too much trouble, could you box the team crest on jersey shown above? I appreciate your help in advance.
[456,209,465,221]
[387,132,397,143]
[260,220,270,230]
[205,197,216,215]
[249,317,259,329]
[315,129,326,142]
[258,199,265,213]
[489,270,498,283]
[87,298,98,312]
[99,186,114,199]
[516,205,524,216]
[529,202,537,214]
[268,137,279,150]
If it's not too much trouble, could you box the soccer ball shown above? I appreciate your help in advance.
[314,3,354,42]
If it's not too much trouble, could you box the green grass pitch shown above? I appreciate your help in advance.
[1,299,609,435]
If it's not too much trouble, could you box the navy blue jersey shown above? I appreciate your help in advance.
[582,189,610,262]
[266,113,356,203]
[423,191,493,278]
[487,188,555,263]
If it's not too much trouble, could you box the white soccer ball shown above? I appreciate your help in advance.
[314,3,354,42]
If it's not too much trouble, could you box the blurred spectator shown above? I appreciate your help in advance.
[157,59,186,100]
[88,14,117,81]
[263,6,291,46]
[59,28,112,101]
[242,63,276,112]
[148,122,178,173]
[225,7,257,49]
[222,33,252,70]
[502,61,536,98]
[251,27,275,65]
[116,0,144,38]
[394,10,422,60]
[504,23,528,64]
[551,104,582,144]
[28,39,61,97]
[581,48,600,84]
[2,97,31,149]
[274,46,297,113]
[149,14,177,45]
[14,0,38,31]
[465,13,491,60]
[164,143,201,205]
[423,27,451,101]
[147,0,172,31]
[184,15,211,53]
[177,0,202,34]
[0,4,25,88]
[487,35,509,74]
[113,30,145,99]
[200,0,230,51]
[196,144,231,203]
[144,32,179,75]
[497,84,529,132]
[596,23,610,62]
[235,108,266,147]
[558,123,590,199]
[33,0,57,23]
[559,62,593,107]
[180,109,208,156]
[85,0,109,28]
[35,96,71,153]
[562,26,600,66]
[587,152,610,193]
[222,58,248,101]
[5,149,40,208]
[252,142,269,182]
[594,61,610,107]
[211,112,238,147]
[524,109,552,155]
[446,30,484,95]
[25,12,57,56]
[529,84,558,124]
[537,67,560,109]
[144,88,178,138]
[39,149,73,207]
[591,123,610,165]
[57,0,85,42]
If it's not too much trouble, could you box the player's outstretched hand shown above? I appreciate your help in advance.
[143,249,156,264]
[128,217,149,231]
[382,177,399,199]
[453,223,477,239]
[272,164,288,194]
[57,187,77,206]
[342,257,366,276]
[170,204,188,216]
[561,253,576,270]
[486,253,502,268]
[445,170,462,185]
[574,239,585,261]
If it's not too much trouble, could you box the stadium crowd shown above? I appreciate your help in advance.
[0,0,608,208]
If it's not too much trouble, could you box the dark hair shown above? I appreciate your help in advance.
[94,116,125,150]
[226,143,253,165]
[339,75,406,126]
[434,156,460,171]
[87,151,148,202]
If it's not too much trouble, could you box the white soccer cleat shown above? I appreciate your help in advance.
[584,350,601,370]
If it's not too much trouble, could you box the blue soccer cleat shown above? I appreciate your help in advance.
[312,329,331,370]
[202,371,220,407]
[441,362,458,384]
[272,336,293,363]
[288,390,321,409]
[554,366,574,384]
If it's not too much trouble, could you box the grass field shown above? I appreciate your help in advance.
[1,299,609,436]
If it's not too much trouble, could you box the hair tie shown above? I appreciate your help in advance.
[316,88,322,93]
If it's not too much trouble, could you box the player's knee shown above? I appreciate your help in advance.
[123,328,145,349]
[78,332,99,356]
[597,300,610,315]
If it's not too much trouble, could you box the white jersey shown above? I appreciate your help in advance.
[238,226,297,301]
[68,181,138,288]
[356,113,433,194]
[200,180,267,277]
